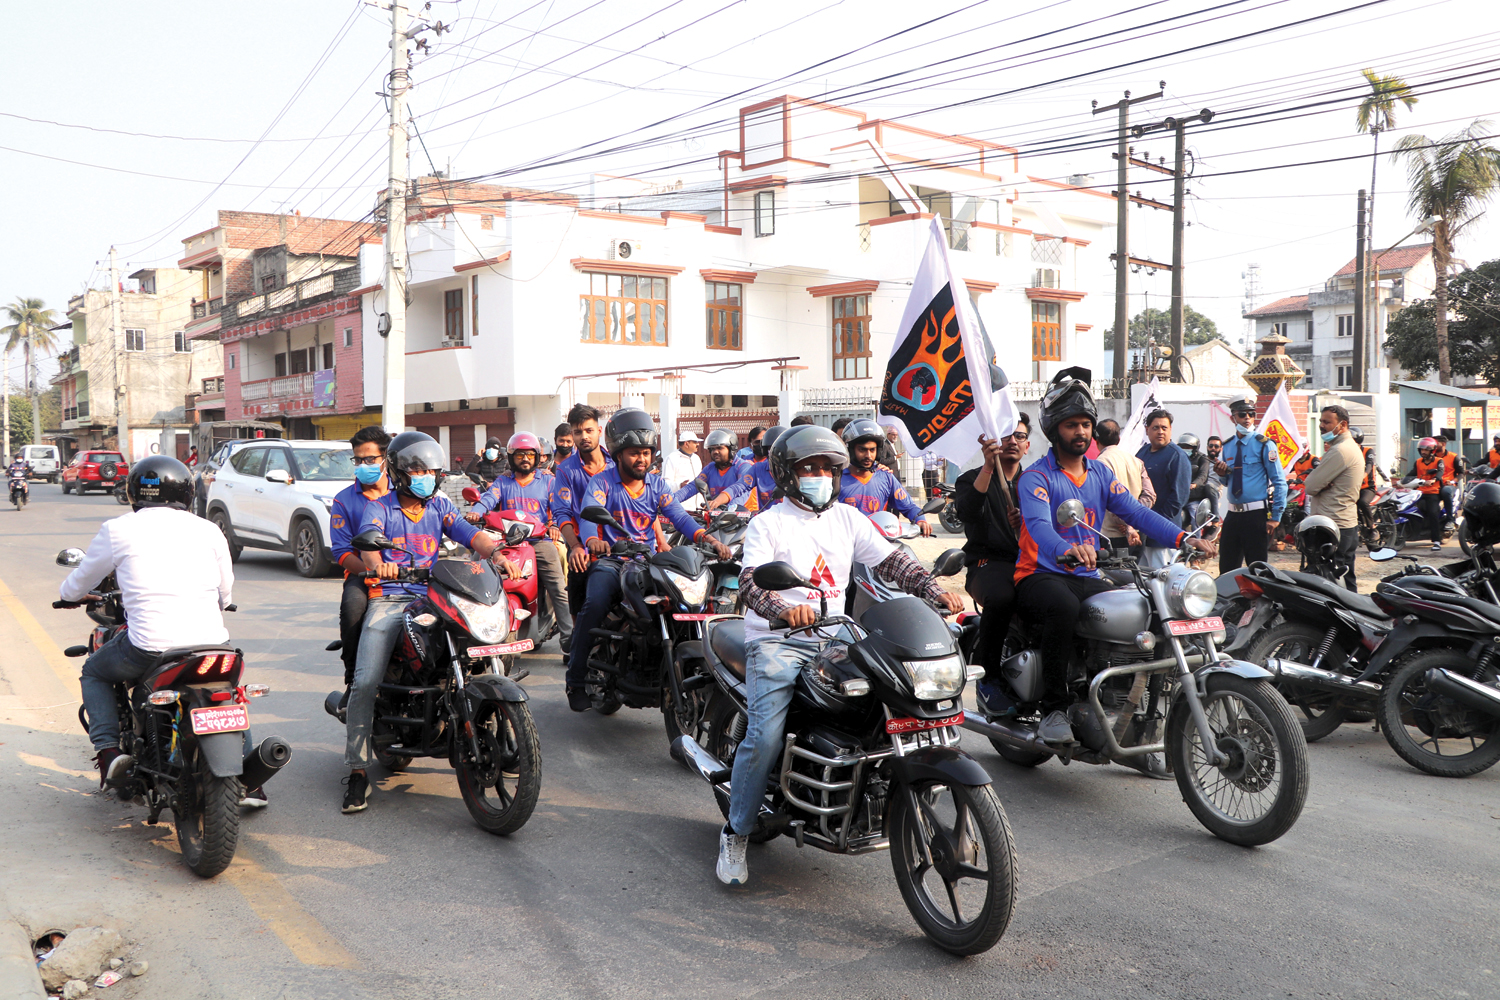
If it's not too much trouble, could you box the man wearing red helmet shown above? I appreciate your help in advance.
[1407,437,1449,551]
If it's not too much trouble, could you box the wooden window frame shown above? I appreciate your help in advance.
[705,281,743,351]
[1031,301,1062,363]
[444,288,465,343]
[831,293,871,381]
[471,275,480,339]
[579,271,670,346]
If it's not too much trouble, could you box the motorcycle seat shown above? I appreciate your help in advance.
[708,619,747,680]
[1283,570,1387,619]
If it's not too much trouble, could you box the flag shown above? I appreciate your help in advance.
[1120,377,1162,455]
[1256,383,1306,471]
[879,216,1010,464]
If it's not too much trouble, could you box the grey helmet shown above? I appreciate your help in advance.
[770,426,847,513]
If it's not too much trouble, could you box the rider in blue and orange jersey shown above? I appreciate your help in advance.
[675,428,755,509]
[837,418,931,535]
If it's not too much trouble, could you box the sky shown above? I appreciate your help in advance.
[5,0,1500,388]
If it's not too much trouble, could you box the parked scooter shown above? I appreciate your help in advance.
[675,562,1016,955]
[1392,479,1455,549]
[930,481,964,534]
[54,549,292,878]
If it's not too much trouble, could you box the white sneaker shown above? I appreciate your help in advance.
[1430,543,1443,552]
[716,825,749,885]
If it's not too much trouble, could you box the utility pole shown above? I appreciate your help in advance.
[381,0,411,434]
[1094,85,1163,381]
[110,246,129,457]
[2,347,10,465]
[1353,190,1367,393]
[1241,264,1261,356]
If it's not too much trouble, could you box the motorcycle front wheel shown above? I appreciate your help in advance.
[455,699,541,835]
[176,756,242,878]
[888,780,1017,956]
[1167,675,1308,846]
[662,649,711,747]
[1376,649,1500,778]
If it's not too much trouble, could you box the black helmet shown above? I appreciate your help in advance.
[770,425,847,513]
[1464,482,1500,546]
[127,455,194,512]
[757,425,789,461]
[604,407,659,460]
[1350,426,1365,445]
[703,428,736,454]
[1177,432,1200,454]
[387,430,447,502]
[840,418,884,449]
[1038,366,1096,438]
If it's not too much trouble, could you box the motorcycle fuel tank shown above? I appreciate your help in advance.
[1074,588,1151,643]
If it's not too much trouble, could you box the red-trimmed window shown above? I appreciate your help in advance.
[1031,302,1061,363]
[832,294,871,380]
[444,289,465,343]
[705,282,742,350]
[579,272,669,345]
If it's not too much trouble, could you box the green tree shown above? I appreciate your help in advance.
[1105,304,1222,349]
[5,388,59,457]
[1395,121,1500,383]
[1384,258,1500,387]
[1,297,61,441]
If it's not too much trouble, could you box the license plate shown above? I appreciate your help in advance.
[1167,616,1224,636]
[885,713,963,734]
[189,704,248,735]
[467,639,533,657]
[1238,608,1255,627]
[673,613,714,621]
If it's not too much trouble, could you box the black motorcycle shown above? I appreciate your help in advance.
[53,550,292,878]
[323,529,541,835]
[930,481,964,534]
[113,479,131,505]
[9,472,28,509]
[674,561,1015,955]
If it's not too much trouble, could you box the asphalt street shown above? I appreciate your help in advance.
[2,486,1497,1000]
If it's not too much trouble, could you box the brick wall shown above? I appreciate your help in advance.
[217,211,377,257]
[219,295,364,419]
[332,310,363,413]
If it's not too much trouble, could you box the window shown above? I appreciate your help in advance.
[754,190,775,237]
[1336,364,1354,388]
[274,353,287,377]
[579,272,669,345]
[1270,321,1288,337]
[1031,302,1062,368]
[1306,319,1315,341]
[138,274,156,295]
[471,275,480,339]
[1337,314,1354,337]
[831,294,871,380]
[443,288,465,343]
[124,328,145,352]
[230,447,267,477]
[705,282,743,350]
[173,331,190,353]
[480,214,494,230]
[261,275,276,293]
[1031,269,1059,289]
[322,343,334,370]
[263,448,294,480]
[227,351,237,370]
[1031,237,1063,265]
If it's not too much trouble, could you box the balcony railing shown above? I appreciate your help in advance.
[227,268,355,321]
[191,298,223,320]
[240,372,315,402]
[201,376,224,394]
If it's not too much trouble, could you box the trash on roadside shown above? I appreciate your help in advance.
[34,930,66,964]
[94,970,123,988]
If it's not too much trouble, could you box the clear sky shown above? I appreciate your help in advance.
[5,0,1499,387]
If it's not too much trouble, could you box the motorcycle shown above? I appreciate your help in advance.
[53,549,292,878]
[673,562,1016,955]
[1358,483,1399,552]
[965,499,1310,847]
[848,510,966,623]
[574,505,722,746]
[930,481,964,534]
[9,473,28,510]
[692,507,751,616]
[460,486,559,668]
[113,480,131,505]
[1392,479,1455,549]
[1277,479,1307,546]
[322,528,541,835]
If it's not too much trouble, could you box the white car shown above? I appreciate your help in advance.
[20,444,60,482]
[204,439,355,577]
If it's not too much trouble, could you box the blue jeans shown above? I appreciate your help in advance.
[346,596,409,769]
[727,634,822,836]
[565,561,625,689]
[1440,484,1456,521]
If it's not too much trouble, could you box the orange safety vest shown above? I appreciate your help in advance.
[1361,447,1376,490]
[1489,448,1500,469]
[1292,452,1317,480]
[1414,455,1445,494]
[1440,451,1458,478]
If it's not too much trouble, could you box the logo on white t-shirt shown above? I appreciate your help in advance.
[808,554,836,591]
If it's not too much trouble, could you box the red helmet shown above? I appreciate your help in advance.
[507,431,541,456]
[1418,436,1439,453]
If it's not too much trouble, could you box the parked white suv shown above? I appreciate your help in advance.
[205,439,355,577]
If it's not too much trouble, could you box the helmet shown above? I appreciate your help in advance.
[758,425,789,460]
[506,431,541,456]
[1350,427,1365,445]
[770,425,847,512]
[1177,432,1200,454]
[127,455,193,512]
[1038,366,1097,437]
[1418,436,1439,453]
[1465,482,1500,546]
[387,431,447,502]
[1296,514,1340,554]
[604,407,659,460]
[703,428,737,456]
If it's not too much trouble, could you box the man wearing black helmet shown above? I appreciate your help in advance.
[837,418,932,534]
[1014,369,1216,744]
[715,424,964,886]
[674,428,754,511]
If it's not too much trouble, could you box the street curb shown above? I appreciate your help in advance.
[0,915,45,1000]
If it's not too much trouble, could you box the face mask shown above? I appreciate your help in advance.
[354,463,383,486]
[407,473,436,499]
[485,448,498,461]
[798,476,833,506]
[1321,431,1337,443]
[1235,424,1252,438]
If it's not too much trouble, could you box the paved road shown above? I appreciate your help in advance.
[2,487,1497,1000]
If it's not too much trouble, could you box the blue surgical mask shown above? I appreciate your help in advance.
[1235,424,1252,438]
[485,448,499,460]
[798,476,833,506]
[1321,431,1337,443]
[407,473,436,499]
[355,464,383,486]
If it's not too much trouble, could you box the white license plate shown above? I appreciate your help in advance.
[467,639,533,657]
[1167,616,1225,637]
[885,713,963,734]
[189,704,248,735]
[672,613,714,621]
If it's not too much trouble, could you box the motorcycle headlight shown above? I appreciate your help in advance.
[1166,566,1217,620]
[901,654,965,700]
[449,591,510,643]
[665,569,710,607]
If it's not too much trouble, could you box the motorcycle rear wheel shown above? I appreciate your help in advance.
[939,502,964,535]
[1376,649,1500,778]
[176,759,242,878]
[455,699,541,835]
[889,780,1017,955]
[1246,621,1350,742]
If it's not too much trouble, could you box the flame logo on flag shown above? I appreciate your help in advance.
[891,299,962,411]
[880,283,974,446]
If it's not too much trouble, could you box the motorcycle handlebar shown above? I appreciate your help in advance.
[354,567,431,582]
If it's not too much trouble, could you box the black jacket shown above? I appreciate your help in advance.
[954,466,1020,565]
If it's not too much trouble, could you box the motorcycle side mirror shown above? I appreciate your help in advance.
[352,528,397,552]
[920,496,945,515]
[752,561,813,592]
[931,548,965,578]
[1192,499,1214,528]
[1056,498,1087,529]
[696,480,711,498]
[461,486,481,503]
[1369,547,1398,562]
[579,505,624,531]
[56,547,85,567]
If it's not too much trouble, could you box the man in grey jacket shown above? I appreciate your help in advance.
[1303,404,1364,590]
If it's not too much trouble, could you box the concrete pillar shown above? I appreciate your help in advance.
[774,364,807,426]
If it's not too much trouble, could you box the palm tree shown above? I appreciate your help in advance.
[1395,121,1500,383]
[1355,69,1417,372]
[1,298,61,441]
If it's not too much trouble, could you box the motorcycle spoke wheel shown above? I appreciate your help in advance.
[1169,676,1308,846]
[889,781,1017,956]
[1376,650,1500,778]
[455,700,541,835]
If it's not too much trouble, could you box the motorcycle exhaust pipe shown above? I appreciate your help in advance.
[960,711,1055,755]
[240,736,293,789]
[1425,668,1500,719]
[323,690,346,723]
[669,735,731,784]
[1265,658,1381,702]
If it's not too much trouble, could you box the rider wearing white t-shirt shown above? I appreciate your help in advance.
[717,425,963,886]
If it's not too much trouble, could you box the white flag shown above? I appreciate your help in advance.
[878,216,1006,464]
[1255,383,1306,471]
[1120,377,1162,455]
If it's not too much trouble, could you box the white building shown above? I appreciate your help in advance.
[358,96,1116,463]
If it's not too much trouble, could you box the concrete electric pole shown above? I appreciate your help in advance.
[1094,85,1162,381]
[1353,190,1368,392]
[110,246,129,457]
[381,0,411,435]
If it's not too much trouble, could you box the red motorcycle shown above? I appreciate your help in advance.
[462,487,559,674]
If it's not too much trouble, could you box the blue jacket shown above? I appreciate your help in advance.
[548,451,615,532]
[1137,441,1191,521]
[1219,431,1288,520]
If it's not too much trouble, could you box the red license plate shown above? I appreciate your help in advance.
[672,613,714,621]
[1167,616,1224,636]
[189,704,248,735]
[467,639,533,657]
[885,713,963,734]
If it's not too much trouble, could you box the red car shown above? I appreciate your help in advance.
[62,450,130,495]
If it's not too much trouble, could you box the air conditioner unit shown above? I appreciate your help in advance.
[712,394,726,409]
[608,238,643,261]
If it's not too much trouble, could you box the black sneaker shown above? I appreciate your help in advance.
[341,772,370,814]
[93,747,133,790]
[566,687,591,712]
[560,634,572,655]
[337,685,351,713]
[239,786,269,808]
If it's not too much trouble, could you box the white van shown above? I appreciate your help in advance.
[20,444,60,482]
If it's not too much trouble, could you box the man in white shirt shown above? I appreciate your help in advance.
[715,426,962,886]
[59,456,237,790]
[661,430,704,510]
